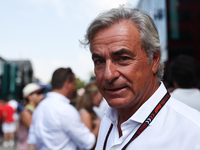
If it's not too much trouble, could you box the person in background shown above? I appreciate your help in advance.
[1,100,15,147]
[28,67,99,150]
[8,98,19,140]
[76,81,102,138]
[17,83,44,150]
[82,6,200,149]
[93,97,109,119]
[168,55,200,111]
[8,99,18,121]
[0,100,3,135]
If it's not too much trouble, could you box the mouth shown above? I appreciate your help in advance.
[104,86,127,95]
[106,86,125,91]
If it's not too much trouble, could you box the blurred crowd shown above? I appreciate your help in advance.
[0,98,18,147]
[0,67,109,150]
[0,54,199,150]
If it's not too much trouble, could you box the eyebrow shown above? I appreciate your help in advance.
[112,49,134,57]
[92,53,102,60]
[92,49,134,60]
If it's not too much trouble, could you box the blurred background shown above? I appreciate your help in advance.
[1,0,200,102]
[0,0,200,149]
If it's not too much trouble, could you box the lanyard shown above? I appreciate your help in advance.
[103,92,170,150]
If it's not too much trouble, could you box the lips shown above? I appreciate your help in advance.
[106,86,125,91]
[104,86,127,95]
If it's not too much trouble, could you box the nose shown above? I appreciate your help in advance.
[103,61,119,83]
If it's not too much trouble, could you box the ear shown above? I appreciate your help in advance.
[151,52,160,75]
[63,79,70,89]
[27,95,31,101]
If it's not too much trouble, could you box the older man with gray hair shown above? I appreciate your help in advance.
[82,6,200,150]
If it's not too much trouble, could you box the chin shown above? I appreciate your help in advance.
[106,97,130,108]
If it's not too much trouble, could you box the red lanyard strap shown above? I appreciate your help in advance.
[103,92,170,150]
[103,123,113,150]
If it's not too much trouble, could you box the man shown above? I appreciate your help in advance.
[18,83,44,150]
[28,68,99,150]
[82,6,200,149]
[169,55,200,111]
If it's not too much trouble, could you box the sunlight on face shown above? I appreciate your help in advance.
[91,20,158,110]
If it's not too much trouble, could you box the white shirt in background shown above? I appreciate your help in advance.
[170,88,200,111]
[93,98,109,119]
[28,92,95,150]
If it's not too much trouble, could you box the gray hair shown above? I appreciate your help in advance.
[81,6,164,82]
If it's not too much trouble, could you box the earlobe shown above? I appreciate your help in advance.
[152,53,160,75]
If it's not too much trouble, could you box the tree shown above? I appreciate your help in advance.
[76,78,85,89]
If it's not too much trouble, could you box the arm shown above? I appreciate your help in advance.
[80,112,101,138]
[20,110,32,129]
[92,119,101,138]
[28,144,37,150]
[91,119,101,150]
[27,124,37,150]
[80,111,93,131]
[63,107,96,149]
[27,111,37,150]
[2,107,7,122]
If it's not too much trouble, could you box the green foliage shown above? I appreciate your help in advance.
[76,78,85,89]
[90,72,95,79]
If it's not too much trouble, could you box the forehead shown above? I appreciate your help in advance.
[90,20,141,53]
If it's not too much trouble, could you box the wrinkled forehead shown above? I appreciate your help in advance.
[90,20,141,53]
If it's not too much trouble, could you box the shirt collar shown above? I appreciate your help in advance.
[131,82,167,124]
[105,107,119,124]
[46,92,70,103]
[105,82,167,125]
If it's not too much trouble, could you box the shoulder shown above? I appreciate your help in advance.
[62,104,80,119]
[35,97,79,117]
[21,109,32,117]
[79,109,88,114]
[79,110,92,120]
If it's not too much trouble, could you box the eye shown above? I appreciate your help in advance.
[120,56,129,61]
[94,59,104,65]
[116,56,131,65]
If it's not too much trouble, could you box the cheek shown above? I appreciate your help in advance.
[38,95,43,101]
[95,68,103,78]
[41,95,44,99]
[95,73,103,88]
[124,61,149,80]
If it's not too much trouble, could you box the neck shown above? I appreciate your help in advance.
[26,104,35,111]
[52,89,71,101]
[117,82,160,136]
[52,89,66,97]
[28,102,36,109]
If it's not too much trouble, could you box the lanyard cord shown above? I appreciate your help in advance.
[103,92,170,150]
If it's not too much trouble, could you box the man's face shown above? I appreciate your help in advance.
[30,92,44,106]
[91,20,159,110]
